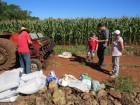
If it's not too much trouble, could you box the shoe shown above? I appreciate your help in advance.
[110,75,118,78]
[97,63,105,67]
[109,71,114,75]
[97,65,102,70]
[85,58,89,62]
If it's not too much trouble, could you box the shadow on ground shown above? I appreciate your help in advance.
[70,54,110,75]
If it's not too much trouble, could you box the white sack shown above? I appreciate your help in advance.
[17,78,46,94]
[58,79,68,87]
[21,71,40,82]
[21,70,47,82]
[0,69,21,92]
[58,74,90,92]
[0,88,18,99]
[14,68,24,74]
[58,52,72,58]
[0,95,19,102]
[67,79,90,92]
[58,74,77,87]
[19,79,26,87]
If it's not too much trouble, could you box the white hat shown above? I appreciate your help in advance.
[113,30,121,35]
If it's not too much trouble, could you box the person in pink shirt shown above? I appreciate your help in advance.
[17,27,32,74]
[110,30,124,78]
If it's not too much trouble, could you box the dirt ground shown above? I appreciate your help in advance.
[0,54,139,83]
[0,55,140,105]
[44,54,140,83]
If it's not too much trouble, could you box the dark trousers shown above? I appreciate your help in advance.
[97,46,106,66]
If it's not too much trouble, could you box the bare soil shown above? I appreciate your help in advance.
[0,55,140,105]
[44,55,140,83]
[0,54,139,82]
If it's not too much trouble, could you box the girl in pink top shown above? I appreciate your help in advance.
[110,30,124,78]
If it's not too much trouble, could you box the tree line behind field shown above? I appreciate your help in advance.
[0,0,39,21]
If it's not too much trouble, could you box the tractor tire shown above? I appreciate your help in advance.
[30,59,42,72]
[0,38,16,70]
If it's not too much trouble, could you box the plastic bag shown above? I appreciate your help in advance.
[82,76,92,90]
[79,74,88,80]
[64,74,77,81]
[67,79,90,92]
[17,78,46,94]
[58,79,68,87]
[58,74,77,87]
[91,80,101,92]
[59,74,89,92]
[47,71,58,83]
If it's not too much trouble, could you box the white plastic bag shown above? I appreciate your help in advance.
[0,69,20,92]
[0,87,18,99]
[58,79,68,87]
[67,79,90,92]
[58,52,72,58]
[82,76,92,90]
[21,70,47,82]
[58,74,77,87]
[0,95,19,102]
[17,78,46,94]
[59,74,89,92]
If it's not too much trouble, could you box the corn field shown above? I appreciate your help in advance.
[0,17,140,45]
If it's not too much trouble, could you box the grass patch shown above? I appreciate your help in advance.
[114,76,134,92]
[123,47,135,55]
[105,46,135,56]
[105,46,111,55]
[54,45,86,55]
[54,45,138,56]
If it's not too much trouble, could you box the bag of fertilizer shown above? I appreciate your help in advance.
[17,77,46,94]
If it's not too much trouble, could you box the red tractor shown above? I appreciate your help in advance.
[0,32,54,71]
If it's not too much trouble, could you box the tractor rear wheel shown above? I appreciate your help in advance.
[30,59,42,72]
[0,38,16,70]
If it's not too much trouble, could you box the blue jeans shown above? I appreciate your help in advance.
[18,52,31,74]
[97,46,106,66]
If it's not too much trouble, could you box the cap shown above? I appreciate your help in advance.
[113,30,121,35]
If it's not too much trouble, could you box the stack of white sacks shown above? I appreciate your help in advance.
[0,68,47,103]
